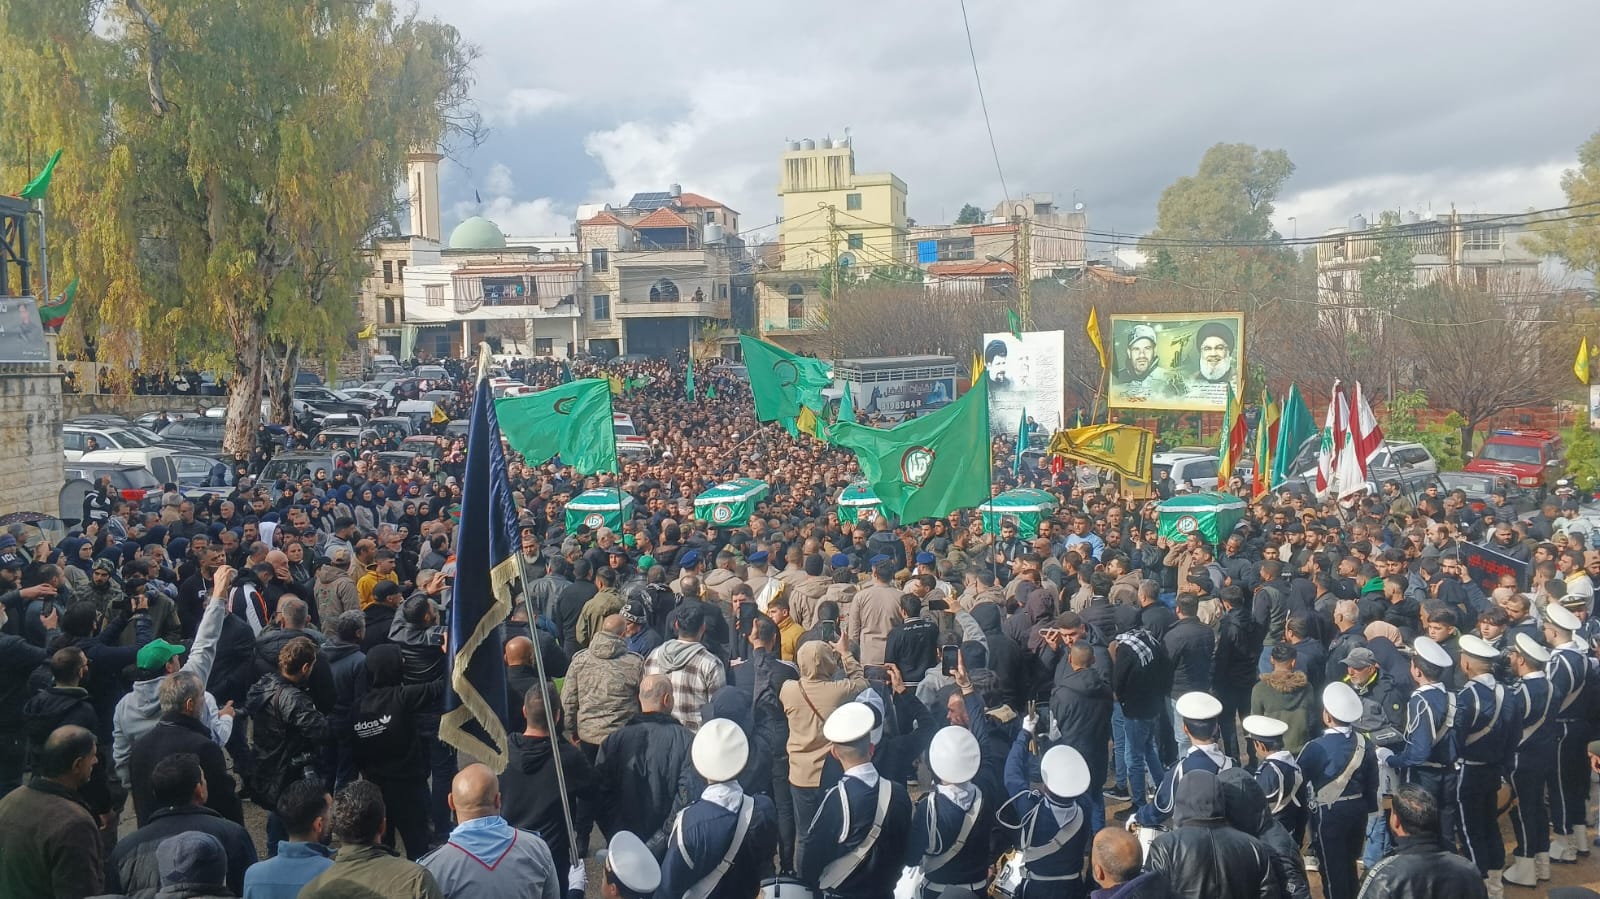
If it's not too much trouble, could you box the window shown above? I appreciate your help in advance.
[847,233,864,250]
[1474,266,1489,289]
[1463,226,1502,251]
[718,283,728,299]
[846,193,862,211]
[535,338,554,355]
[705,212,716,225]
[482,276,529,304]
[592,294,611,320]
[788,293,805,322]
[425,284,445,306]
[590,248,609,272]
[648,279,679,302]
[395,261,405,282]
[383,299,395,323]
[382,261,394,284]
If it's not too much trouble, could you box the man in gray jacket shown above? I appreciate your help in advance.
[421,764,560,899]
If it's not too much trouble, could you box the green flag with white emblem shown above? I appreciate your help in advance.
[739,335,833,431]
[495,378,618,476]
[830,374,992,520]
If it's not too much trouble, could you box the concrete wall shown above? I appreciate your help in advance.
[64,394,215,420]
[0,370,65,515]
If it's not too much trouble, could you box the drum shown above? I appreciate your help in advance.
[761,876,816,899]
[988,850,1024,898]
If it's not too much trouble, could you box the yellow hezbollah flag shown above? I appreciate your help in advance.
[1577,337,1591,386]
[357,322,375,340]
[431,404,449,424]
[970,351,985,383]
[608,374,625,396]
[1045,424,1153,482]
[1086,306,1107,370]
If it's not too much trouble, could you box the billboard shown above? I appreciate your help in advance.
[1107,312,1244,412]
[0,297,49,363]
[981,329,1064,436]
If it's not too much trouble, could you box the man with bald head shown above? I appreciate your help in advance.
[1091,826,1171,897]
[262,548,317,628]
[593,674,692,854]
[420,764,559,898]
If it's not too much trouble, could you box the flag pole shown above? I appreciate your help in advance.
[483,340,579,865]
[34,199,49,312]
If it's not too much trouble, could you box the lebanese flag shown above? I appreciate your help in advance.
[1315,381,1348,496]
[1349,382,1384,469]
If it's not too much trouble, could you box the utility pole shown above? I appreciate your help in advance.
[825,203,840,300]
[1017,213,1032,329]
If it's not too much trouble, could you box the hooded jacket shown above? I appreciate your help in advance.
[244,671,329,808]
[313,564,360,628]
[562,630,644,744]
[1051,662,1113,780]
[593,708,692,852]
[644,637,726,733]
[1143,770,1274,899]
[1250,669,1314,753]
[779,641,868,788]
[351,644,445,782]
[1217,768,1311,899]
[702,567,745,602]
[500,732,596,885]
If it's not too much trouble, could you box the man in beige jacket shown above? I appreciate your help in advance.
[779,634,868,872]
[847,559,902,666]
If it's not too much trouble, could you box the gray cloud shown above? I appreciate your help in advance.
[419,0,1597,247]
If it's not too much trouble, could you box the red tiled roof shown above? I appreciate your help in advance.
[632,207,692,229]
[579,211,629,228]
[928,260,1014,277]
[676,192,738,214]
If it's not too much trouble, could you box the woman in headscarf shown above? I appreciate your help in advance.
[1362,620,1417,693]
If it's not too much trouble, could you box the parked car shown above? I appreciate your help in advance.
[401,434,447,462]
[134,411,201,432]
[444,419,470,439]
[369,416,414,442]
[157,416,228,450]
[1151,451,1221,491]
[258,452,351,485]
[294,385,373,416]
[415,364,449,382]
[63,462,161,505]
[62,423,165,462]
[1464,428,1566,496]
[79,447,231,491]
[1437,470,1540,515]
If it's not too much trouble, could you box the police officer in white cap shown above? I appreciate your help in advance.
[1378,636,1459,841]
[658,718,778,899]
[1135,691,1232,828]
[1243,715,1306,845]
[1542,600,1589,862]
[999,730,1091,899]
[1456,633,1517,898]
[1296,682,1378,899]
[803,702,912,899]
[598,830,660,899]
[906,726,992,897]
[1505,632,1557,887]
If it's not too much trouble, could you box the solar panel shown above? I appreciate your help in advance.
[627,192,674,210]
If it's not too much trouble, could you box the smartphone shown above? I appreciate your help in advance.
[940,644,960,676]
[819,620,839,643]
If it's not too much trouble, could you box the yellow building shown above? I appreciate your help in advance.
[777,138,907,272]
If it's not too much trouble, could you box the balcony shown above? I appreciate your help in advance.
[615,297,730,318]
[763,315,825,333]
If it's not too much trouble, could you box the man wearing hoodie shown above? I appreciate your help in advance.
[779,631,868,871]
[1217,767,1312,899]
[502,682,596,895]
[563,614,645,760]
[1048,639,1113,831]
[575,566,625,648]
[645,603,727,732]
[351,643,445,860]
[313,547,360,631]
[703,551,747,603]
[22,647,114,823]
[1249,644,1313,754]
[421,764,561,899]
[1143,769,1275,899]
[321,610,367,789]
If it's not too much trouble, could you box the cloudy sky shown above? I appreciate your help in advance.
[415,0,1597,257]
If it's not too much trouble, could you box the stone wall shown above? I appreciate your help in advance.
[0,369,65,515]
[63,394,216,421]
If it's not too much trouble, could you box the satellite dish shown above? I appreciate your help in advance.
[837,252,856,267]
[1074,202,1085,211]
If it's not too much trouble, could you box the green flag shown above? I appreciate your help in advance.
[1271,383,1316,490]
[19,149,62,201]
[495,378,618,476]
[1007,308,1023,340]
[685,355,695,401]
[831,374,992,521]
[705,382,716,400]
[40,278,77,329]
[739,335,833,428]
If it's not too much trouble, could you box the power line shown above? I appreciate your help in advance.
[957,0,1008,203]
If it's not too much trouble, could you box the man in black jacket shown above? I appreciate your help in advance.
[360,580,402,651]
[127,670,243,827]
[21,646,111,818]
[1355,784,1486,898]
[593,674,692,854]
[252,598,333,711]
[502,681,596,894]
[1112,624,1171,818]
[1144,769,1274,899]
[245,636,329,846]
[728,615,799,872]
[107,752,257,897]
[1212,585,1262,762]
[1048,640,1113,831]
[1164,595,1214,755]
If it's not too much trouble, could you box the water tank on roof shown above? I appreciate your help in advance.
[822,138,835,149]
[669,183,681,197]
[1350,214,1369,231]
[1402,211,1421,225]
[788,141,801,151]
[705,223,725,244]
[801,139,815,150]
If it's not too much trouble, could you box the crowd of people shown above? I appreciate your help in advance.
[2,355,1600,899]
